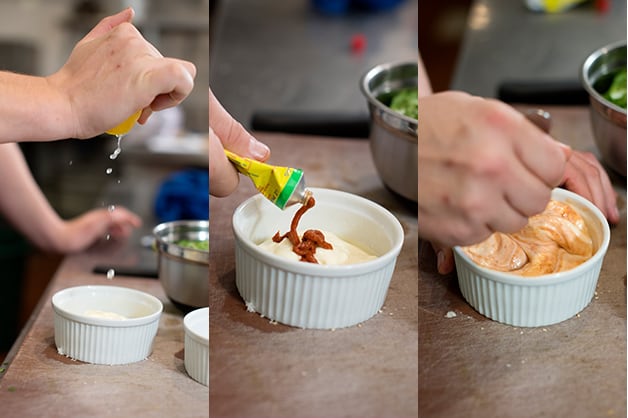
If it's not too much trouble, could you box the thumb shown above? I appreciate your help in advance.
[430,242,455,275]
[82,8,135,42]
[209,88,270,161]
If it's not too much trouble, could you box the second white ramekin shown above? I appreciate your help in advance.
[184,307,209,386]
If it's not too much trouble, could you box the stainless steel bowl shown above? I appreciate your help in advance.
[581,40,627,176]
[360,61,418,202]
[153,220,209,311]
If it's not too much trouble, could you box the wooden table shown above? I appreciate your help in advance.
[209,133,419,418]
[0,235,209,417]
[419,106,626,417]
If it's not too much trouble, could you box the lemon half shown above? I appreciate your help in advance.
[106,110,142,136]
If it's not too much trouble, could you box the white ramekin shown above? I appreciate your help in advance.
[52,285,163,365]
[453,188,611,327]
[184,307,209,387]
[232,187,405,329]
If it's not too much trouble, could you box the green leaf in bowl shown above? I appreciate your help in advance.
[602,69,627,109]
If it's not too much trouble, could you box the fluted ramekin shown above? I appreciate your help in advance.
[453,188,610,327]
[232,187,404,329]
[184,307,209,386]
[52,285,163,365]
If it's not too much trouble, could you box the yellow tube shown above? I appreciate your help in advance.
[224,150,310,210]
[525,0,588,13]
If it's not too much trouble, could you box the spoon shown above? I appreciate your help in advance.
[525,108,551,133]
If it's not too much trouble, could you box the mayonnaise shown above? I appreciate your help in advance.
[225,150,311,210]
[83,309,127,320]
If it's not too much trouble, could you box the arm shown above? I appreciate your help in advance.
[0,8,196,142]
[0,143,141,253]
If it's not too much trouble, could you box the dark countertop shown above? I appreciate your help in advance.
[209,0,418,131]
[418,106,626,418]
[450,0,626,98]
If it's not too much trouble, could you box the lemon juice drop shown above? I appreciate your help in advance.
[106,110,141,160]
[109,135,123,160]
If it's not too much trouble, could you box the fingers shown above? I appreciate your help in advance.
[145,59,196,111]
[106,207,142,239]
[209,127,241,197]
[561,151,620,224]
[430,242,455,275]
[479,99,567,189]
[472,135,553,220]
[81,8,134,42]
[503,105,568,189]
[418,163,495,246]
[424,133,545,241]
[557,141,573,160]
[209,88,270,161]
[109,207,142,228]
[138,108,153,124]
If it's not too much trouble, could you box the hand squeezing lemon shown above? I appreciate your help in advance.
[105,109,142,136]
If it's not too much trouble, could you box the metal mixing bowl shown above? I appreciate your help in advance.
[581,40,627,176]
[153,220,209,311]
[360,61,418,202]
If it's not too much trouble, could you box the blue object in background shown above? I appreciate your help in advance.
[312,0,405,15]
[154,169,209,223]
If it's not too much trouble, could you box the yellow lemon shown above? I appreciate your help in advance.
[106,110,142,136]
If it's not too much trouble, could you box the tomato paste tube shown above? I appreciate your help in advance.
[224,150,311,210]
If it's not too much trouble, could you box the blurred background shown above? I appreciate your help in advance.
[0,0,209,360]
[418,0,471,93]
[209,0,418,136]
[419,0,625,99]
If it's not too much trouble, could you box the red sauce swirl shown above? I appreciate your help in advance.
[271,196,332,263]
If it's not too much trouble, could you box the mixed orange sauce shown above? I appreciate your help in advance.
[462,200,594,276]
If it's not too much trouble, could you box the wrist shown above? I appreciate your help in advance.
[0,71,75,141]
[43,72,78,139]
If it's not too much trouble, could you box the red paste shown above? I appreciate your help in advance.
[271,196,332,263]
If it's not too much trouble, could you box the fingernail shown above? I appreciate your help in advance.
[556,141,572,160]
[249,137,270,160]
[436,250,445,272]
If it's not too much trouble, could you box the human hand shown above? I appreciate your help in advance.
[418,91,570,249]
[46,8,196,139]
[53,206,142,253]
[427,145,620,276]
[209,87,270,197]
[560,150,620,224]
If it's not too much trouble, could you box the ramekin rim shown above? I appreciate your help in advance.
[184,307,209,344]
[232,187,405,276]
[51,285,163,327]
